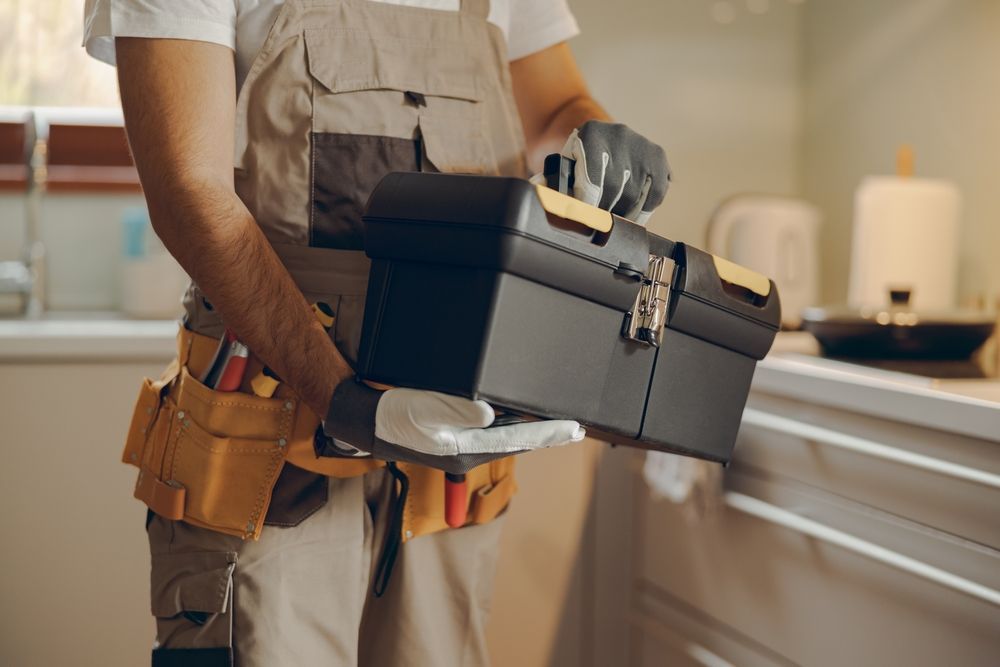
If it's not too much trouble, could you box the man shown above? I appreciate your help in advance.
[85,0,669,664]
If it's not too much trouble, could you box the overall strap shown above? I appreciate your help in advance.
[460,0,490,19]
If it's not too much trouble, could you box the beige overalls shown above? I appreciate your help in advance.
[122,0,531,663]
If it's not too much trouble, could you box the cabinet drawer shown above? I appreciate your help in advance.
[632,584,793,667]
[733,392,1000,548]
[637,471,1000,667]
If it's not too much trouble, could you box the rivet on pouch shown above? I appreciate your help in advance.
[283,401,294,411]
[277,438,287,447]
[177,411,185,419]
[405,530,414,539]
[246,521,255,534]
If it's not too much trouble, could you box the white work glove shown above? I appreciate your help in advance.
[559,121,671,226]
[375,388,584,456]
[322,379,585,473]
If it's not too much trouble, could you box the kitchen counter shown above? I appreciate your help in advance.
[757,332,1000,442]
[0,314,177,361]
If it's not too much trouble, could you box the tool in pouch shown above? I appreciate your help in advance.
[201,329,250,391]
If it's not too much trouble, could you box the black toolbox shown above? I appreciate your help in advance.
[356,163,780,463]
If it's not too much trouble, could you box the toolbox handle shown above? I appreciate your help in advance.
[537,153,614,236]
[534,184,613,234]
[711,254,771,298]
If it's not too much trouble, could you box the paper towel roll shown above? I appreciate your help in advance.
[848,176,961,311]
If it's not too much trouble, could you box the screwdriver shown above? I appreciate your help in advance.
[201,329,249,392]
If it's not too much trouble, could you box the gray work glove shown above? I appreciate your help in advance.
[560,121,671,226]
[321,379,585,475]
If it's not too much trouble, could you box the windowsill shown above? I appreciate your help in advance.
[0,166,142,194]
[0,105,142,194]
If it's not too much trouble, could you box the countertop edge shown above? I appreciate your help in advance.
[752,354,1000,442]
[0,319,178,362]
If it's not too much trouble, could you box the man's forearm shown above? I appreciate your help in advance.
[148,179,353,415]
[116,38,353,416]
[510,42,613,172]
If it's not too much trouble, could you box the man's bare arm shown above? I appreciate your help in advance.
[510,42,611,172]
[116,38,352,416]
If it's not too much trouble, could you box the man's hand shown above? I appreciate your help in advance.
[374,389,584,456]
[559,121,670,226]
[510,42,609,172]
[116,38,353,416]
[510,43,671,225]
[323,379,585,467]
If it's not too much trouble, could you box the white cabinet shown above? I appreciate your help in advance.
[616,357,1000,667]
[0,361,162,667]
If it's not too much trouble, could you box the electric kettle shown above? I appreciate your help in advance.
[707,194,820,329]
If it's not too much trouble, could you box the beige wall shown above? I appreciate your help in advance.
[569,0,803,247]
[801,0,1000,304]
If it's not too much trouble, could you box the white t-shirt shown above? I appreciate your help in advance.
[84,0,579,90]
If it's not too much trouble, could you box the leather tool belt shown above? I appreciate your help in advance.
[122,326,514,540]
[122,326,361,539]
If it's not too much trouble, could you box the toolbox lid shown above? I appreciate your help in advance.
[666,244,782,360]
[363,172,654,310]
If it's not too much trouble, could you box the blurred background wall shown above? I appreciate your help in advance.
[801,0,1000,304]
[570,0,803,251]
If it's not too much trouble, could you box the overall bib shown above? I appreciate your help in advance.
[123,0,530,663]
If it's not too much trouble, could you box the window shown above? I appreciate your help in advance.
[1,0,119,108]
[1,1,137,192]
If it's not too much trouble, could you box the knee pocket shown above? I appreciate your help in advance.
[150,551,237,665]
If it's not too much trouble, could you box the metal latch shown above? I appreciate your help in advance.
[622,254,671,347]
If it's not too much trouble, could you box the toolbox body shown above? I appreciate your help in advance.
[356,172,780,463]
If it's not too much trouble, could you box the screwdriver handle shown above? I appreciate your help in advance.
[444,472,468,528]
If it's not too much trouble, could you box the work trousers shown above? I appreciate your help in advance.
[147,468,505,666]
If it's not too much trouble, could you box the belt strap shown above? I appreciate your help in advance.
[373,461,409,597]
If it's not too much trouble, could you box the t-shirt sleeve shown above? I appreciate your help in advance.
[83,0,238,66]
[506,0,580,61]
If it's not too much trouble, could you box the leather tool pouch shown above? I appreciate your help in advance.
[123,333,296,540]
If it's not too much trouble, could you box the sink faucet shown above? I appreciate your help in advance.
[0,112,47,318]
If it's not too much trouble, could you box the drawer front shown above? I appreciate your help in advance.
[636,632,705,667]
[632,584,793,667]
[637,470,1000,667]
[734,392,1000,548]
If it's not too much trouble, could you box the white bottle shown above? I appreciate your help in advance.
[848,147,961,311]
[119,207,188,319]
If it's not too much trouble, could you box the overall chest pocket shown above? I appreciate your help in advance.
[304,28,499,249]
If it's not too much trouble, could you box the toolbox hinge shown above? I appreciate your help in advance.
[622,254,671,348]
